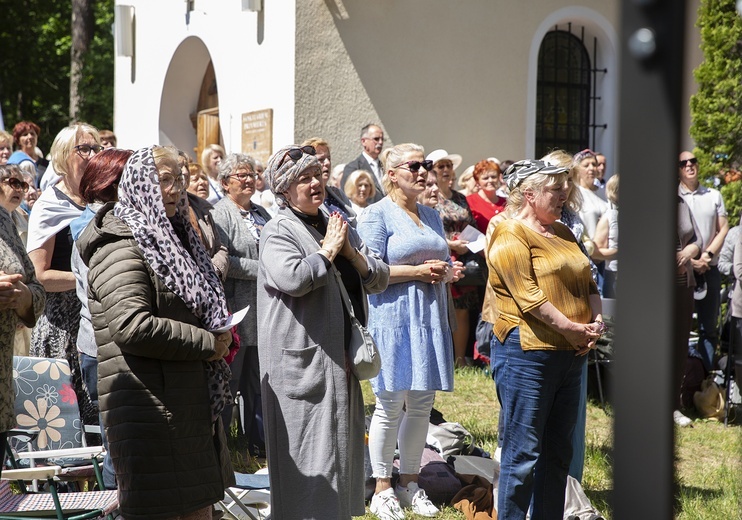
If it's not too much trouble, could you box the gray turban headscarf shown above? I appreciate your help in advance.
[504,159,569,191]
[265,144,320,208]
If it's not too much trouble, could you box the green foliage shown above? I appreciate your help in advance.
[690,0,742,226]
[0,0,114,151]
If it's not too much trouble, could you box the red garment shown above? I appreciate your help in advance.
[466,192,506,232]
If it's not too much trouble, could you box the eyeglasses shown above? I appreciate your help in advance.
[363,136,384,142]
[1,178,30,193]
[74,144,104,158]
[394,160,434,173]
[155,173,186,192]
[679,157,698,168]
[228,172,259,182]
[277,145,316,169]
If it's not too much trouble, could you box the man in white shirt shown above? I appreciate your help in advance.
[342,123,385,203]
[678,150,729,373]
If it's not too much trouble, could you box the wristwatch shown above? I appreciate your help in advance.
[705,250,715,259]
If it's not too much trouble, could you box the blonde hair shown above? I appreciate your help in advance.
[457,169,474,191]
[541,149,582,212]
[200,143,225,174]
[49,123,101,176]
[505,171,569,216]
[152,145,180,173]
[0,130,12,148]
[301,137,329,149]
[380,143,424,195]
[344,169,377,201]
[605,173,619,205]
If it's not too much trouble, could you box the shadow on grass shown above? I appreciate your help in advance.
[585,488,613,516]
[676,484,725,502]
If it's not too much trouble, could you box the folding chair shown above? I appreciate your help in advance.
[0,466,118,520]
[11,356,105,492]
[217,470,271,520]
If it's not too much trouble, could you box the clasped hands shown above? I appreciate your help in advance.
[0,271,29,311]
[319,212,356,261]
[566,318,606,356]
[421,259,464,284]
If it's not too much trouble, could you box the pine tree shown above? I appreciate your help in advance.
[689,0,742,225]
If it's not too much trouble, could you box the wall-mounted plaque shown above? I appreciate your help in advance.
[241,108,273,165]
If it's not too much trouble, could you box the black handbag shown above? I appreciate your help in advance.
[454,251,488,287]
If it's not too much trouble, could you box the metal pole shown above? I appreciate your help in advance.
[614,1,686,518]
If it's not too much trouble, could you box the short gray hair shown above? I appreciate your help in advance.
[217,153,257,185]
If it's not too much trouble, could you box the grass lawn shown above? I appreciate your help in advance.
[230,366,741,519]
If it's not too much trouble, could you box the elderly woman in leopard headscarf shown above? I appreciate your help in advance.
[78,145,235,520]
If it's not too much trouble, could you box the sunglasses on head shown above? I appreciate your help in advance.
[394,160,434,173]
[679,157,698,168]
[278,145,316,169]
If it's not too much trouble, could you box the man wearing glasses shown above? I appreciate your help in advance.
[342,123,385,203]
[678,150,729,380]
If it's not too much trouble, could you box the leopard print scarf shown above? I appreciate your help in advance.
[114,147,232,423]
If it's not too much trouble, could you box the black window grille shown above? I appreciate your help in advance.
[536,27,601,158]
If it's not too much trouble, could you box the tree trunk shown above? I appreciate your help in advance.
[69,0,94,123]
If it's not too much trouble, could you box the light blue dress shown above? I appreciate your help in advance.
[358,197,455,393]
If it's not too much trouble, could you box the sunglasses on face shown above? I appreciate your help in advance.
[394,160,434,173]
[1,178,30,193]
[679,157,698,168]
[277,145,316,169]
[74,144,104,157]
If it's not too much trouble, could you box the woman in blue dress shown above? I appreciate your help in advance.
[358,143,460,520]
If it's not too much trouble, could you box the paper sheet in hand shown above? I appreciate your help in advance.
[210,305,249,334]
[458,225,486,253]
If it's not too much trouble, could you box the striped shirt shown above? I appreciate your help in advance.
[488,219,598,350]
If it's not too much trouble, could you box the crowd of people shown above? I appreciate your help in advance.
[0,117,736,520]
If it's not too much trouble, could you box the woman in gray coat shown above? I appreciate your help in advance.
[258,144,389,519]
[211,152,271,455]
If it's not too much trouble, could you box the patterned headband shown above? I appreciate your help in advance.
[504,159,569,191]
[572,148,596,165]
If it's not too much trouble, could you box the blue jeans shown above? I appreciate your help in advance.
[695,266,721,371]
[568,362,587,482]
[79,353,116,490]
[493,328,585,520]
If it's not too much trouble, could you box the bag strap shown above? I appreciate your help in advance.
[331,264,357,319]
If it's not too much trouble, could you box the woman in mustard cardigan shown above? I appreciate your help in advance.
[488,160,604,520]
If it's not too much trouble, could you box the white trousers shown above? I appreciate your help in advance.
[368,389,437,478]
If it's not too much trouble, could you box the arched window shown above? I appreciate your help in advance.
[536,30,591,158]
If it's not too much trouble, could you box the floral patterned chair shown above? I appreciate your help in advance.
[9,356,103,490]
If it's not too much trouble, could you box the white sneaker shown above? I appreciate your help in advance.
[370,487,405,520]
[673,410,693,427]
[395,481,439,517]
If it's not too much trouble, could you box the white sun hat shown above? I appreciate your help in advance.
[426,149,463,171]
